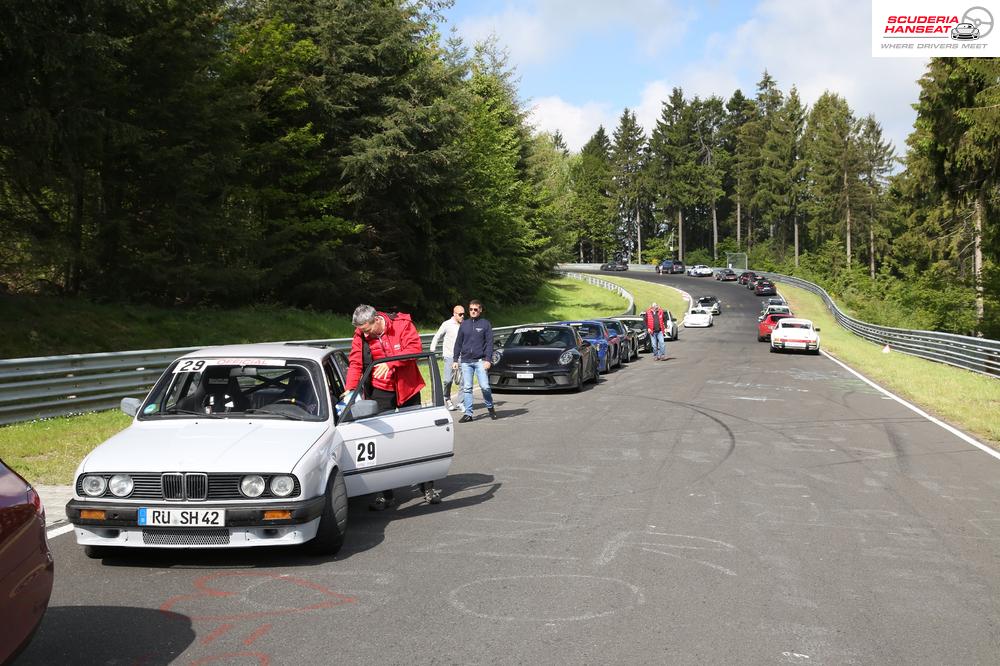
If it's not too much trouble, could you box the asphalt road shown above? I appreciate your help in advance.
[18,272,1000,665]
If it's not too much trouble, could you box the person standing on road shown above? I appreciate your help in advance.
[646,302,668,361]
[430,304,465,411]
[452,299,496,422]
[344,304,440,508]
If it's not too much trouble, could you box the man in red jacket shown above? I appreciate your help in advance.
[646,302,668,360]
[345,304,425,412]
[345,304,439,508]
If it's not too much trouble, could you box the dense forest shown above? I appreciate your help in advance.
[0,1,996,336]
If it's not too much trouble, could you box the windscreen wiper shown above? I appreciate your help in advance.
[161,407,223,419]
[244,408,306,421]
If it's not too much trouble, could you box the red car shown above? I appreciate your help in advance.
[758,313,793,341]
[737,271,758,285]
[0,459,53,664]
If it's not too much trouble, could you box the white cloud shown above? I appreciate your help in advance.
[527,96,618,151]
[662,0,926,155]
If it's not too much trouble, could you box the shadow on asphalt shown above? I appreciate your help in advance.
[89,473,499,569]
[13,607,194,666]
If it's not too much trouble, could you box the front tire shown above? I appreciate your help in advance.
[575,362,584,392]
[307,467,348,556]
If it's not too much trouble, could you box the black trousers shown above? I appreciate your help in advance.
[370,388,420,415]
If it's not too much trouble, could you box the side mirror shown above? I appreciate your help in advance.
[581,340,591,348]
[348,399,379,420]
[121,397,142,417]
[815,327,821,332]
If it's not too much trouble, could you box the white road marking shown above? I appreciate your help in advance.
[820,351,1000,462]
[46,523,74,539]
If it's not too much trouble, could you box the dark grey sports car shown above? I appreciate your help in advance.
[488,325,598,391]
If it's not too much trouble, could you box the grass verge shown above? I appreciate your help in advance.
[593,274,690,319]
[779,282,1000,448]
[2,276,626,485]
[0,411,132,485]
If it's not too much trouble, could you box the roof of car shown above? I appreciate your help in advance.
[179,342,334,362]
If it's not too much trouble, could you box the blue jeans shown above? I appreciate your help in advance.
[650,330,666,357]
[461,360,494,415]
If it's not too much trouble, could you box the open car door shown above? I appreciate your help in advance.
[333,351,454,497]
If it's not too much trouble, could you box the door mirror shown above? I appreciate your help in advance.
[348,399,380,420]
[815,327,821,332]
[121,397,142,417]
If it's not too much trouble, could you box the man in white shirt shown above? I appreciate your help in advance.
[430,304,465,410]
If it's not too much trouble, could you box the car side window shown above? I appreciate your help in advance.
[322,356,344,412]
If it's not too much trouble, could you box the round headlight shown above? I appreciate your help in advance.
[82,475,107,497]
[240,474,265,498]
[270,475,295,497]
[491,350,502,364]
[558,351,574,365]
[108,474,134,497]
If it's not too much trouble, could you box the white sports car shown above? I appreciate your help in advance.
[683,307,714,328]
[770,318,821,354]
[67,343,453,558]
[687,264,713,277]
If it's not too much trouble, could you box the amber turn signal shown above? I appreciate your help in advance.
[263,510,292,520]
[80,509,106,520]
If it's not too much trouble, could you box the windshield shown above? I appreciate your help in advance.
[141,358,327,420]
[569,323,602,339]
[602,321,623,335]
[622,319,645,332]
[506,327,575,348]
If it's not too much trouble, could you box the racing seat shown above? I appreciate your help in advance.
[280,371,317,415]
[201,366,250,413]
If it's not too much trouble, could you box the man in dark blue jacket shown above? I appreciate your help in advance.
[452,299,496,422]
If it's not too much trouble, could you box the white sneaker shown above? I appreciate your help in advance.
[445,398,456,411]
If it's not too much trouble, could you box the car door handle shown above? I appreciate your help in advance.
[434,418,450,426]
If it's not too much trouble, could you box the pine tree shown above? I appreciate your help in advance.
[570,127,615,261]
[610,109,648,262]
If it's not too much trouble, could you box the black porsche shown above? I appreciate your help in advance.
[488,325,599,391]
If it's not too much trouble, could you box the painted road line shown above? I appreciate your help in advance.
[821,350,1000,462]
[46,523,74,539]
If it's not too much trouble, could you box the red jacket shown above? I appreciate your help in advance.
[346,312,425,405]
[645,308,666,333]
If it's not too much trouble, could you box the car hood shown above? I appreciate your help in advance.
[499,347,565,364]
[81,420,330,473]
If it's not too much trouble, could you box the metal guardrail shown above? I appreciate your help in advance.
[761,272,1000,378]
[0,273,635,426]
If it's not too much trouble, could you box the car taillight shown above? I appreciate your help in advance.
[27,486,45,518]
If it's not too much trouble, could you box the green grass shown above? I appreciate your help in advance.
[779,283,1000,448]
[489,277,629,325]
[1,275,627,484]
[593,274,689,318]
[0,295,359,359]
[0,410,133,485]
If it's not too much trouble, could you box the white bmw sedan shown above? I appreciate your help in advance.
[769,318,821,354]
[67,344,453,558]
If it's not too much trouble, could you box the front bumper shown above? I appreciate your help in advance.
[67,497,325,548]
[489,367,575,390]
[771,340,819,351]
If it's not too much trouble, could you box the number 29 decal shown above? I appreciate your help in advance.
[354,440,377,468]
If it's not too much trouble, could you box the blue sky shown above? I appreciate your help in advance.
[441,0,929,155]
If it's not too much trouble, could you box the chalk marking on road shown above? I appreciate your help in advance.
[596,531,736,566]
[820,350,1000,462]
[640,547,737,576]
[733,396,784,402]
[448,574,645,622]
[46,523,74,539]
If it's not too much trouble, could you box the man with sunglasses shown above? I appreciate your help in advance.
[452,299,497,422]
[430,304,465,411]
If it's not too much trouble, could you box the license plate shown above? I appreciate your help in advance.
[516,372,534,379]
[138,507,226,527]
